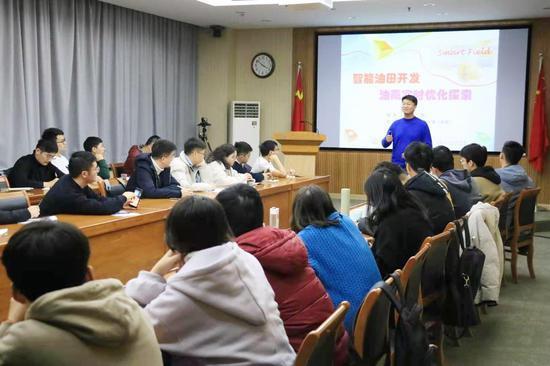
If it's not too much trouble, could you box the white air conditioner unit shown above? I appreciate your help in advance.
[229,101,261,165]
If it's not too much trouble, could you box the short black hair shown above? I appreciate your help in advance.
[291,185,338,232]
[151,139,177,159]
[404,141,433,172]
[207,144,236,169]
[183,137,206,155]
[432,145,455,172]
[145,135,161,146]
[216,184,264,237]
[501,140,525,165]
[69,151,97,178]
[2,221,90,301]
[235,141,253,155]
[373,161,405,178]
[166,196,233,253]
[83,136,103,152]
[460,143,487,167]
[402,94,418,105]
[259,140,278,157]
[36,139,58,154]
[41,128,64,142]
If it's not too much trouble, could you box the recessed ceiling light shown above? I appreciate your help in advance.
[436,12,448,15]
[261,19,272,22]
[423,2,436,6]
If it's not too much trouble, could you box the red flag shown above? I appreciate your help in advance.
[529,61,549,173]
[292,64,305,131]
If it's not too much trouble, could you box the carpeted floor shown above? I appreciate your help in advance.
[444,232,550,366]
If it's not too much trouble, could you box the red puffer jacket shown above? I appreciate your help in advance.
[236,226,349,365]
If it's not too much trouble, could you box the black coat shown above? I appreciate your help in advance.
[126,153,181,198]
[39,175,126,216]
[8,154,64,188]
[406,171,456,234]
[371,207,433,278]
[0,208,30,225]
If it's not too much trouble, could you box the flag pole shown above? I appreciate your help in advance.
[539,52,543,73]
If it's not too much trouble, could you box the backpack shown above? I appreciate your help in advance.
[443,219,484,331]
[380,273,437,366]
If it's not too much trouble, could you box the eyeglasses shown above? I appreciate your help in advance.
[42,152,57,160]
[56,139,66,144]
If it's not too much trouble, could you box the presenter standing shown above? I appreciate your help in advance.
[381,95,432,168]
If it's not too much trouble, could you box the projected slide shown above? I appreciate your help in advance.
[316,28,529,152]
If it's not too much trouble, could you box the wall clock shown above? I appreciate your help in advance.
[251,52,275,78]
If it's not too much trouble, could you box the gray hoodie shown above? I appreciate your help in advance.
[125,242,296,366]
[0,279,162,366]
[439,169,482,218]
[496,165,535,193]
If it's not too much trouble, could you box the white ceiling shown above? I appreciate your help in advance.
[101,0,550,29]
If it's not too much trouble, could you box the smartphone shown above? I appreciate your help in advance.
[129,188,143,208]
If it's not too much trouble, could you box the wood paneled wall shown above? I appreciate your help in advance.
[296,19,550,204]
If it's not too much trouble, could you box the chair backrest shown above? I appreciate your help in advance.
[490,191,513,234]
[95,180,107,197]
[353,275,397,365]
[420,230,452,307]
[401,243,431,309]
[294,301,350,366]
[110,162,125,178]
[0,175,10,191]
[0,191,30,211]
[514,188,540,229]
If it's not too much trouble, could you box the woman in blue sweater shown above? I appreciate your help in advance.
[291,185,381,333]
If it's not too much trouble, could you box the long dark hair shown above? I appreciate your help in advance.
[291,185,339,232]
[364,168,429,227]
[207,144,236,169]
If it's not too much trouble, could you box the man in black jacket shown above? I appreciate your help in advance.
[431,145,481,218]
[404,142,455,234]
[8,139,64,188]
[126,139,182,198]
[39,152,135,216]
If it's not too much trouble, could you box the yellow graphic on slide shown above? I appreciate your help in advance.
[373,40,394,59]
[457,63,482,82]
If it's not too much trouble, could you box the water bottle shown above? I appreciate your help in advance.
[269,207,280,228]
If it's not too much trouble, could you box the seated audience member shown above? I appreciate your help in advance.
[40,152,135,216]
[0,222,163,366]
[432,145,481,218]
[83,136,110,180]
[404,142,455,234]
[460,143,504,202]
[373,160,409,184]
[123,135,161,176]
[364,168,433,278]
[496,141,535,193]
[216,184,349,364]
[125,196,295,366]
[171,137,209,189]
[251,140,287,178]
[126,139,182,198]
[8,139,64,188]
[291,185,381,333]
[202,144,251,186]
[0,206,40,225]
[233,141,266,182]
[42,127,69,174]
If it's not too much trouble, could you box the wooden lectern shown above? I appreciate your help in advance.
[272,131,326,177]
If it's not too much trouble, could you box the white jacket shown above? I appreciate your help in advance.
[202,161,248,187]
[467,202,504,304]
[125,242,295,366]
[170,151,207,189]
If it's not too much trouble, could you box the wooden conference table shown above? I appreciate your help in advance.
[0,176,329,318]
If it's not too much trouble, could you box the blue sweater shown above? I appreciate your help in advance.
[381,117,432,168]
[298,212,382,333]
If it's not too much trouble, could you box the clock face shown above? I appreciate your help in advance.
[251,53,275,78]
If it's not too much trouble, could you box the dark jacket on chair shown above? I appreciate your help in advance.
[8,154,64,188]
[0,208,31,225]
[371,207,433,278]
[405,171,455,234]
[39,175,126,216]
[126,154,181,198]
